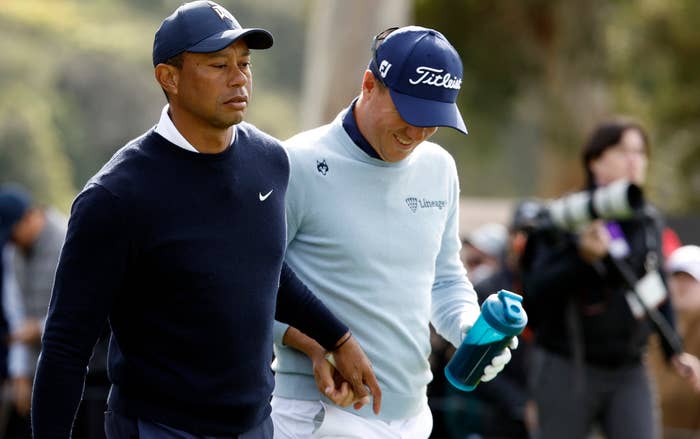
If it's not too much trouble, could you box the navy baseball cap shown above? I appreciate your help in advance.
[0,184,31,245]
[369,26,468,135]
[152,1,273,67]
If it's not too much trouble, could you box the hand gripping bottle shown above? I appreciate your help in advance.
[445,289,528,391]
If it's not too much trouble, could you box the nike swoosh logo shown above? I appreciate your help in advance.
[259,189,273,201]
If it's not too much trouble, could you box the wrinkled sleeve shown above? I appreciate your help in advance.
[273,142,306,346]
[275,263,347,351]
[430,159,480,348]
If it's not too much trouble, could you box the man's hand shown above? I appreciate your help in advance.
[282,327,382,413]
[330,332,382,414]
[11,376,32,416]
[307,342,356,407]
[578,220,610,264]
[480,336,518,382]
[10,319,43,345]
[671,352,700,393]
[459,320,519,383]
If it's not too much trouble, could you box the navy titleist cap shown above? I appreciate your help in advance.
[152,1,273,67]
[370,26,468,135]
[0,184,31,245]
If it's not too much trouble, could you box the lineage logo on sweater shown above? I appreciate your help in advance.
[405,197,447,213]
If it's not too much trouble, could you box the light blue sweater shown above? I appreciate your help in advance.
[273,109,480,421]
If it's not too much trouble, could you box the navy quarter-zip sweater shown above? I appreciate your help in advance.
[32,124,347,437]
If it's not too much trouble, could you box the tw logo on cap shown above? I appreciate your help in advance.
[209,1,234,22]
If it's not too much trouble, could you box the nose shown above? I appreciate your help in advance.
[228,66,248,88]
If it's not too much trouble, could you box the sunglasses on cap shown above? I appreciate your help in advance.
[369,26,399,85]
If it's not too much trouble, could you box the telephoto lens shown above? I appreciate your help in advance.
[546,179,644,232]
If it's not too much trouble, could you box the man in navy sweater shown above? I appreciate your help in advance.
[31,2,380,438]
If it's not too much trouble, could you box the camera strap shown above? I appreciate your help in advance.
[612,257,683,354]
[623,253,666,319]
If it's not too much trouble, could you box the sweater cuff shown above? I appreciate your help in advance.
[273,320,290,346]
[277,263,349,351]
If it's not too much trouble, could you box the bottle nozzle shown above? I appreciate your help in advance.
[498,290,525,324]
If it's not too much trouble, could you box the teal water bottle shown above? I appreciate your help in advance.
[445,289,528,391]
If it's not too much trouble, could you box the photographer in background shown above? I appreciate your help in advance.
[522,119,700,439]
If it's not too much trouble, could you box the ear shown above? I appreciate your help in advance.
[361,70,378,96]
[155,64,179,97]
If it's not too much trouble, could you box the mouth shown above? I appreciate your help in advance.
[393,134,413,148]
[223,96,248,109]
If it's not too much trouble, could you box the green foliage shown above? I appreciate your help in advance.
[1,0,697,214]
[0,85,76,211]
[416,0,700,212]
[0,0,306,210]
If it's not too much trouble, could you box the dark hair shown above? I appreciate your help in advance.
[581,119,650,188]
[165,53,184,69]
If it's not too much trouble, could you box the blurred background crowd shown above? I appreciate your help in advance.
[1,0,699,438]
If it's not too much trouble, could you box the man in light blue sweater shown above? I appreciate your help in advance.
[272,26,517,438]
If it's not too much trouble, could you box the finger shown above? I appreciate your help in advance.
[320,378,336,399]
[349,373,369,401]
[353,394,371,411]
[509,336,519,350]
[329,382,353,407]
[339,382,356,407]
[364,371,383,415]
[325,387,345,405]
[481,363,504,382]
[481,368,497,382]
[355,395,371,409]
[491,348,512,367]
[316,361,337,399]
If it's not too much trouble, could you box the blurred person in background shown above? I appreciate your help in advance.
[0,183,67,439]
[429,221,508,436]
[0,184,108,439]
[270,26,516,439]
[649,245,700,438]
[31,2,379,438]
[443,201,539,439]
[662,227,683,259]
[461,222,508,285]
[0,187,27,438]
[522,119,700,439]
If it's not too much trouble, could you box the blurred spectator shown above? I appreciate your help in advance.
[0,185,60,437]
[462,222,508,285]
[662,227,683,259]
[443,202,538,439]
[430,222,507,438]
[0,187,31,382]
[0,185,33,438]
[521,119,700,439]
[0,249,20,436]
[0,184,108,439]
[649,245,700,438]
